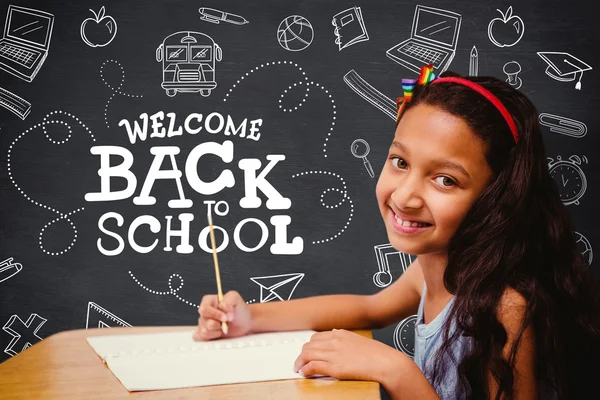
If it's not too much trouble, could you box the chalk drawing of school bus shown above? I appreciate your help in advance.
[156,31,222,97]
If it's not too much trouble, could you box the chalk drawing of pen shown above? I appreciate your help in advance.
[0,257,22,283]
[199,7,249,25]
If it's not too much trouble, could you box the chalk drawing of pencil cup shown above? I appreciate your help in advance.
[156,31,222,97]
[503,61,522,89]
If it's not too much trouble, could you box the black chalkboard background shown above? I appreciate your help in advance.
[1,0,598,396]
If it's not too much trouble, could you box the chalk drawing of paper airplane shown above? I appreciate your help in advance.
[86,301,131,328]
[250,273,304,302]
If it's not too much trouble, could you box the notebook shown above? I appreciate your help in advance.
[332,6,369,51]
[86,329,319,391]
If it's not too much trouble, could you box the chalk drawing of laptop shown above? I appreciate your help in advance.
[0,5,54,82]
[386,5,461,74]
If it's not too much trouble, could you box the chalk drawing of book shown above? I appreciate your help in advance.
[250,273,304,302]
[343,69,397,120]
[0,5,54,82]
[86,302,132,328]
[332,6,369,51]
[373,243,416,287]
[386,5,461,73]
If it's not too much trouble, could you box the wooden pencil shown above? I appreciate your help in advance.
[207,209,228,335]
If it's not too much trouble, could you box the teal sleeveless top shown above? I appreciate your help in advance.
[413,282,558,399]
[414,282,469,399]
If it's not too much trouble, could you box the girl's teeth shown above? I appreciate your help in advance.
[395,215,428,228]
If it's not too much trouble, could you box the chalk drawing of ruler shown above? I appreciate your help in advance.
[343,70,397,120]
[0,86,31,120]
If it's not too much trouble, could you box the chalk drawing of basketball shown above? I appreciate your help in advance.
[277,15,314,52]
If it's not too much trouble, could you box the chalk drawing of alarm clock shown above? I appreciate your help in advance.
[547,155,588,205]
[575,231,593,265]
[393,315,417,357]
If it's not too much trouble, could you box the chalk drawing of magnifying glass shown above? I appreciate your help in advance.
[351,138,374,178]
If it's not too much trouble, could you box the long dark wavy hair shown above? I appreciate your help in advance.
[399,71,600,399]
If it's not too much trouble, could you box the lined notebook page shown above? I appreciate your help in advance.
[86,329,318,391]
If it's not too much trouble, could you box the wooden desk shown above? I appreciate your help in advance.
[0,326,381,399]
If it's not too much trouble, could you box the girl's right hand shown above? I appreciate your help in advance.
[193,290,252,341]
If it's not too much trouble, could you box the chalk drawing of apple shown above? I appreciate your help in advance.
[487,6,524,48]
[80,7,118,48]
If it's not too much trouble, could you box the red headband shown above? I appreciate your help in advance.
[395,65,520,144]
[431,77,519,144]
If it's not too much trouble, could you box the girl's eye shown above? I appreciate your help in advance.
[390,157,457,187]
[391,157,407,169]
[435,176,456,187]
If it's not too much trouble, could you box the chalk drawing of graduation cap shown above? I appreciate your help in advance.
[537,51,592,90]
[250,273,304,302]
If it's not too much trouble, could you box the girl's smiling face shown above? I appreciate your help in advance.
[376,103,494,256]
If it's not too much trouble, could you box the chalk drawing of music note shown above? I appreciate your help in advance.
[373,243,416,287]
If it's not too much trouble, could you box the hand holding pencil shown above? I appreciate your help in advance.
[193,210,253,341]
[207,208,228,335]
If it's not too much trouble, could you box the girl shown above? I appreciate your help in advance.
[193,65,600,399]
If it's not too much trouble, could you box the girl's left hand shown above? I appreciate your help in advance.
[293,329,405,382]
